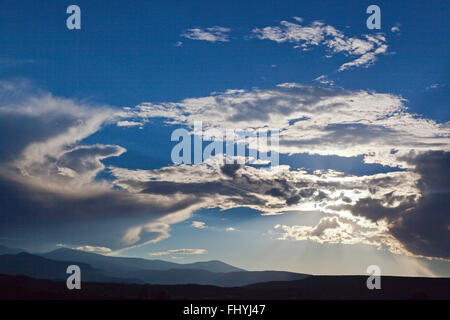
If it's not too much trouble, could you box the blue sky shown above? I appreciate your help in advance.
[0,0,449,276]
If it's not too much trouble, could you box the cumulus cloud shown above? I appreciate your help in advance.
[182,26,230,42]
[148,248,207,256]
[252,19,388,71]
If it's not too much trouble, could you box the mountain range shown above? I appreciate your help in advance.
[0,245,309,287]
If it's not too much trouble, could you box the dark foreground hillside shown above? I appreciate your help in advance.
[0,274,448,300]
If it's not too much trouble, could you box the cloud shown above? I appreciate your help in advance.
[426,83,445,90]
[75,245,112,254]
[252,19,388,71]
[273,151,450,260]
[0,82,209,252]
[148,248,207,256]
[114,82,449,259]
[386,151,449,259]
[274,215,392,246]
[391,23,401,34]
[314,75,334,86]
[1,81,448,260]
[126,83,449,167]
[116,120,143,127]
[109,155,423,256]
[226,227,236,232]
[191,221,207,229]
[182,26,231,42]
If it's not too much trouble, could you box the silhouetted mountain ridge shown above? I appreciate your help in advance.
[43,248,244,274]
[0,252,134,283]
[0,250,309,287]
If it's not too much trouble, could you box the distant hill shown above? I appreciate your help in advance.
[0,252,138,283]
[0,274,448,300]
[42,248,244,275]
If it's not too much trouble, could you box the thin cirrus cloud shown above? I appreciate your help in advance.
[181,26,231,42]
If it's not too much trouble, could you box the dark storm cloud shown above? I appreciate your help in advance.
[391,151,450,259]
[351,151,450,259]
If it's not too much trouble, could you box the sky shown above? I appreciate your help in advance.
[0,0,449,277]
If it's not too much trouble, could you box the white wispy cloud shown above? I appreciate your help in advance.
[148,248,207,256]
[75,245,112,253]
[252,18,388,71]
[182,26,231,42]
[314,75,334,86]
